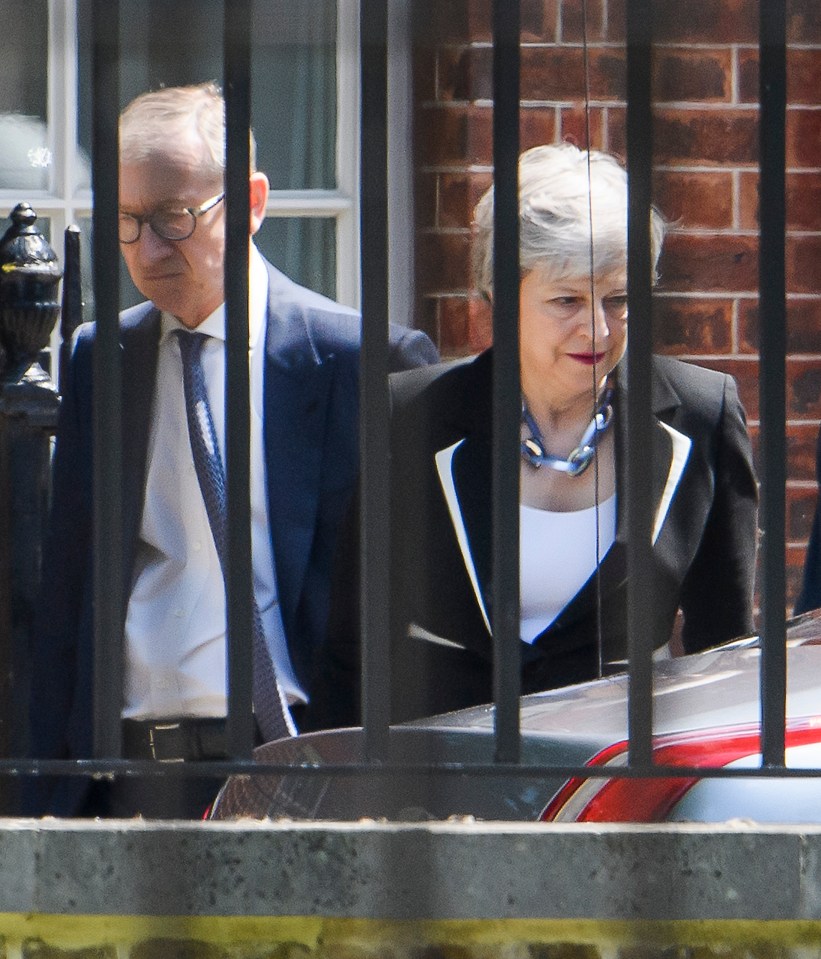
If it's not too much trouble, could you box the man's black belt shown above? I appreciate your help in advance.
[122,717,228,762]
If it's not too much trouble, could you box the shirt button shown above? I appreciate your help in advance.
[192,541,202,552]
[174,608,184,618]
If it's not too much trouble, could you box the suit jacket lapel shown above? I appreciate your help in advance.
[119,306,161,602]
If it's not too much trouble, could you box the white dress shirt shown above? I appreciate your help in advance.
[123,247,306,719]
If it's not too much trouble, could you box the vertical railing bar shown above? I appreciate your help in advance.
[91,0,123,759]
[491,0,521,765]
[224,0,256,758]
[359,0,391,760]
[758,0,787,768]
[625,0,655,768]
[59,225,83,390]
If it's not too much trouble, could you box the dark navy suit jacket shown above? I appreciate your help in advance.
[27,259,437,814]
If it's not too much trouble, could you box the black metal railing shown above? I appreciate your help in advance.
[8,0,806,804]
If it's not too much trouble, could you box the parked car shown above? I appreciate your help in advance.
[211,609,821,823]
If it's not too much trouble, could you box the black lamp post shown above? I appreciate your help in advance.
[0,203,63,799]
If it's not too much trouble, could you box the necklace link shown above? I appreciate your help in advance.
[521,389,614,477]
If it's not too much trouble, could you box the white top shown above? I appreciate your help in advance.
[519,495,617,643]
[123,246,305,719]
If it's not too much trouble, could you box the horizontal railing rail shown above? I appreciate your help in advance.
[10,0,805,811]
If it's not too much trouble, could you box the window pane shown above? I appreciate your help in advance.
[0,0,50,190]
[77,0,337,190]
[255,217,337,299]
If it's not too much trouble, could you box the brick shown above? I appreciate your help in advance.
[737,49,757,106]
[790,361,821,419]
[740,171,821,232]
[521,0,560,42]
[520,107,559,152]
[653,297,734,354]
[438,171,492,228]
[788,0,821,44]
[586,50,627,102]
[739,299,821,356]
[787,236,821,295]
[659,234,758,294]
[560,0,605,42]
[654,110,759,165]
[606,0,627,42]
[417,105,468,165]
[438,46,491,102]
[787,174,821,233]
[438,295,469,354]
[440,294,493,354]
[790,486,819,543]
[606,106,627,156]
[416,104,493,165]
[653,0,758,44]
[558,106,606,150]
[469,296,493,353]
[467,0,492,41]
[787,109,821,168]
[655,50,732,104]
[787,544,808,604]
[520,48,589,102]
[416,230,472,294]
[654,171,734,229]
[787,422,821,483]
[740,49,821,106]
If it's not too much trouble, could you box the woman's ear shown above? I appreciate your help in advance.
[248,171,269,235]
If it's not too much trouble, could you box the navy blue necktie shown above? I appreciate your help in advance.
[175,330,294,742]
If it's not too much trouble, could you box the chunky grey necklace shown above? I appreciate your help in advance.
[520,388,614,477]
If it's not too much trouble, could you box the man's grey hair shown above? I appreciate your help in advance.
[119,81,257,175]
[472,143,667,298]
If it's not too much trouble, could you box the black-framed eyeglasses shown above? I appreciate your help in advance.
[118,192,226,244]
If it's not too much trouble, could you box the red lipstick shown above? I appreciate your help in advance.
[567,352,607,366]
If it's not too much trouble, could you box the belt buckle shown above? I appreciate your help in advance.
[148,722,187,762]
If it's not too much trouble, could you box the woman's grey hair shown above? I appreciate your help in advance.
[472,143,667,298]
[119,81,257,176]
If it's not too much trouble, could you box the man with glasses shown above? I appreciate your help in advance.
[26,83,437,818]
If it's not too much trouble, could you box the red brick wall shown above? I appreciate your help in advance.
[411,0,821,611]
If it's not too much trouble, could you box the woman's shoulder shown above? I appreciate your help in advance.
[652,353,729,391]
[651,354,742,430]
[390,350,490,411]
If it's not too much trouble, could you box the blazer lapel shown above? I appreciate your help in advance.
[435,433,494,635]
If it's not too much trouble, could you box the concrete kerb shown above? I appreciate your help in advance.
[0,819,818,921]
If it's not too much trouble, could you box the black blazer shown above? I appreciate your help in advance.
[796,424,821,615]
[26,258,438,815]
[306,349,759,729]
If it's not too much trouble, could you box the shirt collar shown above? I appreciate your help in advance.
[160,244,269,347]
